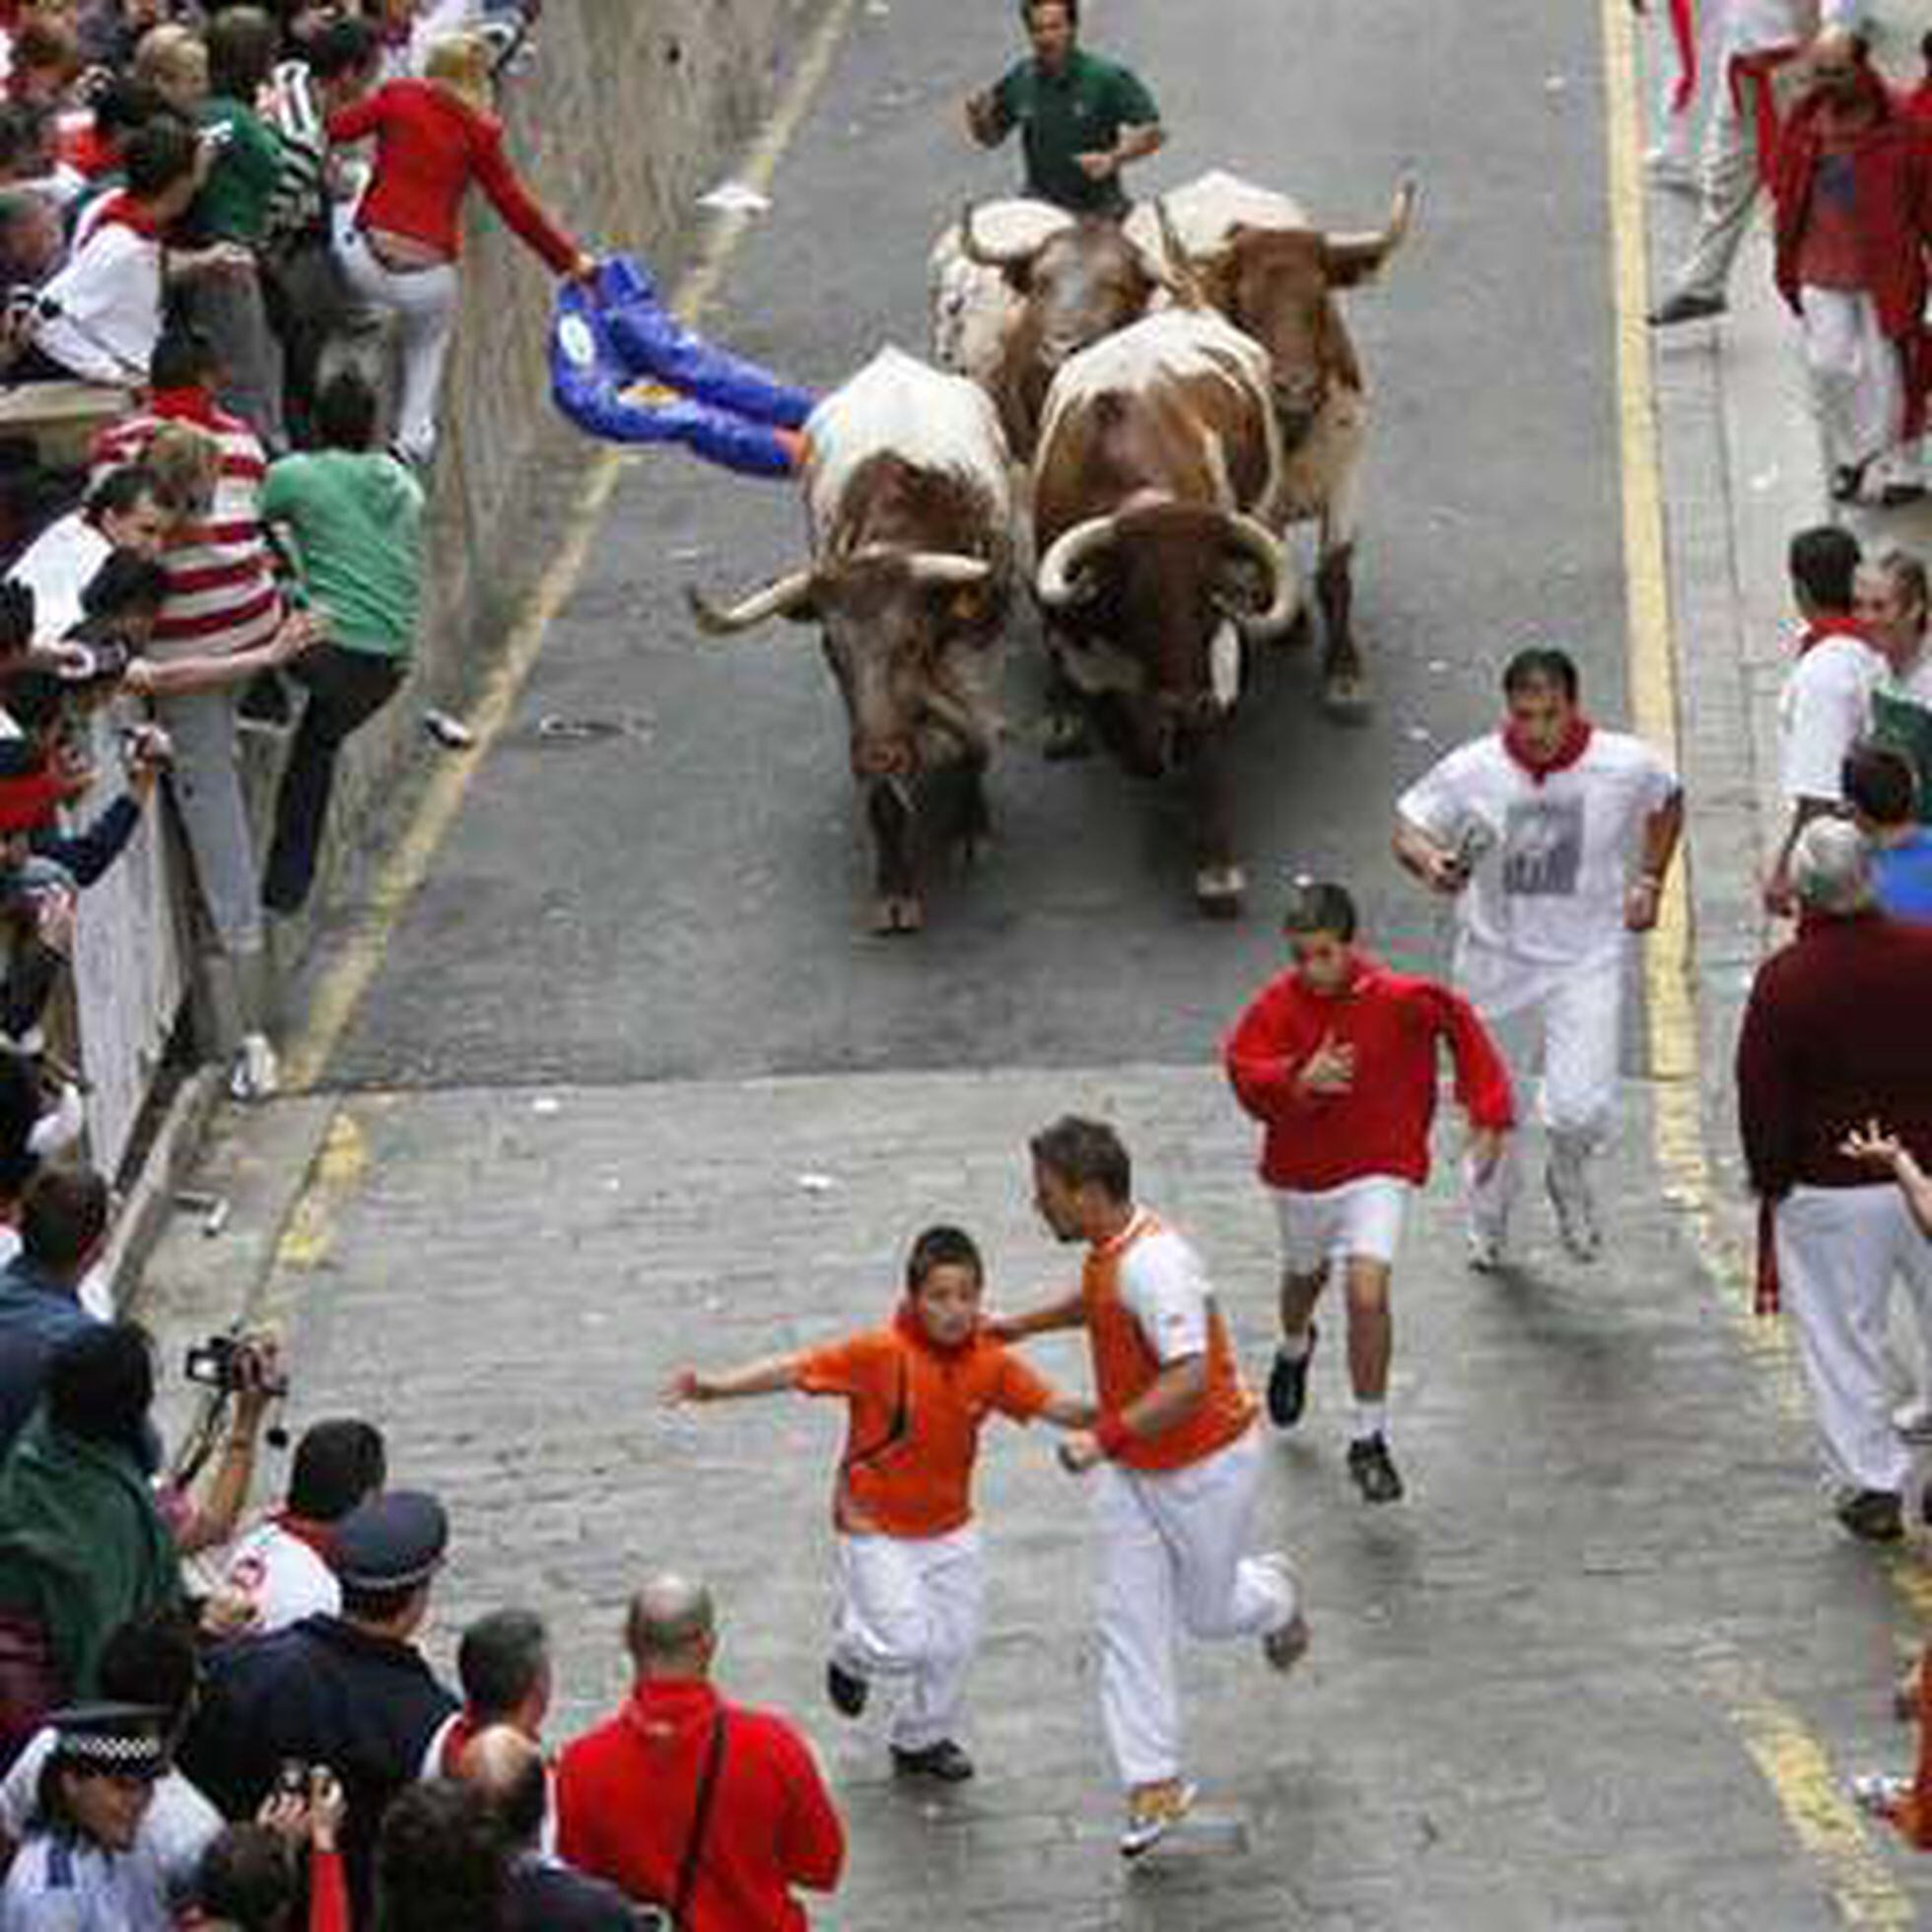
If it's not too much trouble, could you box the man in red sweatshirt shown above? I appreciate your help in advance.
[555,1572,845,1931]
[1223,879,1514,1503]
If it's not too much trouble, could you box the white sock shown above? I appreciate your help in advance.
[1277,1328,1314,1362]
[1352,1400,1387,1442]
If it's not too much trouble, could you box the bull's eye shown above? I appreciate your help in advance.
[948,588,988,626]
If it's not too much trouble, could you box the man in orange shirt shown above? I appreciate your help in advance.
[996,1117,1310,1859]
[665,1224,1091,1783]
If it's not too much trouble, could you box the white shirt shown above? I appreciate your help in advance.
[9,516,108,654]
[32,219,158,387]
[0,1740,219,1906]
[1117,1212,1211,1364]
[1398,728,1680,1015]
[219,1516,340,1633]
[1779,628,1881,802]
[0,1828,173,1932]
[1723,0,1855,58]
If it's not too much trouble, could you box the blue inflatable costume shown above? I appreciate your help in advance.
[551,256,817,478]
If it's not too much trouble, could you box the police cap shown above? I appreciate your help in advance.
[47,1702,171,1779]
[331,1489,449,1592]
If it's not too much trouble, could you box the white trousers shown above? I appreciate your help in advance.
[1777,1184,1932,1495]
[1799,287,1913,481]
[1647,0,1726,167]
[1465,955,1623,1243]
[335,217,459,463]
[1094,1425,1296,1789]
[832,1526,984,1752]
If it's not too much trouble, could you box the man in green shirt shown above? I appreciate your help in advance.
[259,368,424,915]
[965,0,1164,218]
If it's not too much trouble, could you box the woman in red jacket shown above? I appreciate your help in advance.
[326,30,593,462]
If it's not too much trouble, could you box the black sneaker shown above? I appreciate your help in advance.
[891,1739,975,1782]
[1647,291,1727,327]
[1838,1489,1903,1542]
[1346,1432,1404,1504]
[1267,1328,1316,1430]
[826,1659,868,1717]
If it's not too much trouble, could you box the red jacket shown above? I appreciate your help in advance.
[326,80,579,274]
[556,1680,845,1932]
[1223,954,1514,1191]
[1737,910,1932,1196]
[1773,76,1932,426]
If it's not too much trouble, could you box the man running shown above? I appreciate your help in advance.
[1394,648,1683,1270]
[1224,879,1514,1503]
[995,1117,1306,1860]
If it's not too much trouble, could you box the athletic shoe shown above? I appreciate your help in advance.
[825,1659,868,1718]
[1894,1399,1932,1444]
[891,1739,975,1782]
[1346,1432,1405,1505]
[1120,1778,1198,1859]
[1648,291,1726,327]
[1545,1159,1601,1262]
[1467,1226,1506,1274]
[1263,1610,1312,1677]
[1836,1488,1903,1543]
[229,1033,280,1103]
[1266,1328,1316,1429]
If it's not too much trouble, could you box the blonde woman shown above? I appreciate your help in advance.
[326,30,592,462]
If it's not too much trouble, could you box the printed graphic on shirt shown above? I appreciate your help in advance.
[1501,796,1584,897]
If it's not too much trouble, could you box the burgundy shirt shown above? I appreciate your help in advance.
[1737,910,1932,1195]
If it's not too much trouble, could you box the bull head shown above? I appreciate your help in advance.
[958,200,1042,288]
[1035,507,1298,638]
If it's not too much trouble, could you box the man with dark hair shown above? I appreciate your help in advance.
[374,1779,510,1932]
[995,1119,1306,1859]
[180,1490,458,1919]
[1225,880,1513,1502]
[0,1165,110,1458]
[219,1416,387,1632]
[423,1608,551,1777]
[963,0,1163,216]
[258,366,422,915]
[557,1573,845,1927]
[10,463,172,654]
[1395,647,1683,1268]
[1845,738,1932,919]
[1768,522,1878,911]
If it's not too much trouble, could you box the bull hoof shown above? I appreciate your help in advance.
[1041,712,1093,761]
[871,895,926,936]
[1277,608,1314,652]
[1321,671,1372,723]
[1194,865,1246,920]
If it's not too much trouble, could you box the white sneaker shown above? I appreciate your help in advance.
[1120,1778,1198,1859]
[1467,1225,1507,1273]
[229,1032,280,1102]
[1895,1399,1932,1443]
[1545,1159,1600,1262]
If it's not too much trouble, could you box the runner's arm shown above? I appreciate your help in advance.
[986,1287,1085,1341]
[665,1352,805,1403]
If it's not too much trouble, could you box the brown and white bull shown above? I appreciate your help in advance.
[1031,308,1299,916]
[929,197,1168,459]
[688,347,1014,934]
[1125,169,1415,715]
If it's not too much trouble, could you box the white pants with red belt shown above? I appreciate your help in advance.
[1799,288,1918,490]
[1776,1183,1932,1496]
[832,1525,984,1753]
[1094,1425,1297,1789]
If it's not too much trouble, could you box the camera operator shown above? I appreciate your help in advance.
[188,1765,349,1932]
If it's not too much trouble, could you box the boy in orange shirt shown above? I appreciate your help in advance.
[665,1224,1092,1783]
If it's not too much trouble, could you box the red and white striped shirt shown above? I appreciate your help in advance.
[92,388,282,660]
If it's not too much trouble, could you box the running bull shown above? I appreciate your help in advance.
[1126,169,1415,715]
[688,346,1014,934]
[1031,308,1299,917]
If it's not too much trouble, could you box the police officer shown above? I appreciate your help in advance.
[0,1702,172,1930]
[178,1490,458,1920]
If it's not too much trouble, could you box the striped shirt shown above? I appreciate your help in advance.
[92,390,282,660]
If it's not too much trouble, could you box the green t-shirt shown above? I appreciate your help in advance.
[194,97,287,245]
[261,450,424,659]
[1873,688,1932,825]
[990,48,1159,216]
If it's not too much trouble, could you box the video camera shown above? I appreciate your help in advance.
[183,1333,289,1400]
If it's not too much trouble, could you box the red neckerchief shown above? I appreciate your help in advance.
[892,1299,976,1360]
[87,190,159,240]
[272,1508,335,1561]
[148,384,222,427]
[1797,616,1866,656]
[1501,714,1593,785]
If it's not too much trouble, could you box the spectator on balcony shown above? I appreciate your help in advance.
[9,460,172,648]
[325,26,593,462]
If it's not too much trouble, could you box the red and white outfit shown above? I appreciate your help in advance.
[326,79,580,460]
[1647,0,1727,176]
[219,1511,340,1633]
[1081,1209,1297,1791]
[1777,616,1882,806]
[30,190,164,384]
[94,389,282,959]
[793,1307,1053,1755]
[1398,720,1680,1250]
[1224,954,1514,1277]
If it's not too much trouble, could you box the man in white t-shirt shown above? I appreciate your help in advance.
[1394,648,1684,1268]
[8,463,172,654]
[1767,524,1880,913]
[219,1416,387,1633]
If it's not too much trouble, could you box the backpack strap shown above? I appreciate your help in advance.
[671,1709,728,1923]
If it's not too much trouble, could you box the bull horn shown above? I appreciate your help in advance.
[684,569,817,635]
[1035,515,1120,609]
[1323,176,1417,281]
[901,552,996,588]
[958,199,1033,270]
[1219,512,1300,638]
[1147,195,1208,309]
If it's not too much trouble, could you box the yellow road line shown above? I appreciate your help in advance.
[1605,5,1916,1919]
[280,0,862,1093]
